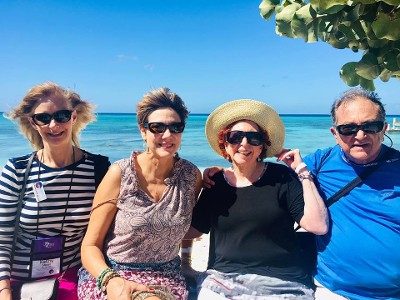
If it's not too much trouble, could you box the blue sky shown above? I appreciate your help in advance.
[1,0,399,114]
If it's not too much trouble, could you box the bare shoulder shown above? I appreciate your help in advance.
[96,163,122,193]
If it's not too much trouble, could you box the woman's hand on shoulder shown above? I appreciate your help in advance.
[202,166,223,189]
[106,277,149,300]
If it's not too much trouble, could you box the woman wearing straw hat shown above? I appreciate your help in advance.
[184,99,328,299]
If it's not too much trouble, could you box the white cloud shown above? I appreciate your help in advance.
[116,54,139,62]
[144,64,155,72]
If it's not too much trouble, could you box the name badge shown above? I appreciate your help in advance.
[30,237,64,279]
[33,181,47,202]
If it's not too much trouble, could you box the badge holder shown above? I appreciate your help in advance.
[29,237,65,279]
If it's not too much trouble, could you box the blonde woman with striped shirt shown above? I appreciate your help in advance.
[0,82,109,300]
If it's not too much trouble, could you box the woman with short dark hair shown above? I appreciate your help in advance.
[78,87,202,300]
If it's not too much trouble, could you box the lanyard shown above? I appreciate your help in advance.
[36,147,75,237]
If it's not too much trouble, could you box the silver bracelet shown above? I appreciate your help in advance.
[298,171,313,182]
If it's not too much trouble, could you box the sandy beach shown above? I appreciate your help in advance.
[188,234,210,272]
[184,234,209,300]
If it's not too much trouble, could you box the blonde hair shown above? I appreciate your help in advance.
[4,81,96,150]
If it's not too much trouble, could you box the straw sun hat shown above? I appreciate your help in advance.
[205,99,285,158]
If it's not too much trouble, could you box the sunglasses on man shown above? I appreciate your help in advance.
[31,110,73,126]
[143,122,185,134]
[335,121,385,136]
[225,131,264,146]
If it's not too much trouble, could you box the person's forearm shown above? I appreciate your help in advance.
[300,175,329,235]
[81,245,111,278]
[0,279,11,289]
[183,226,203,240]
[0,279,12,299]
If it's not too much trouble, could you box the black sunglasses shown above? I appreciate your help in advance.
[143,122,185,134]
[336,121,385,136]
[225,131,264,146]
[31,110,73,126]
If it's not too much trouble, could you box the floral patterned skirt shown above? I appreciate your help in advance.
[77,256,188,300]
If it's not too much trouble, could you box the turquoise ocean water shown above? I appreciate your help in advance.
[1,114,400,170]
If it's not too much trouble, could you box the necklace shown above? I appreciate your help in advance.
[254,163,267,182]
[225,162,268,187]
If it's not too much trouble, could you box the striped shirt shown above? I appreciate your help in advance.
[0,151,108,281]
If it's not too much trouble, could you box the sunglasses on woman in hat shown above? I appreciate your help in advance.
[183,99,328,300]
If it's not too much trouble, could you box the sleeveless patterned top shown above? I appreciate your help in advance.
[104,152,199,263]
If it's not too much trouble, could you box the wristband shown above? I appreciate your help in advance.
[181,247,192,254]
[295,162,307,174]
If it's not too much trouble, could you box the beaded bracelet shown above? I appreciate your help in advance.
[298,171,313,182]
[101,270,116,286]
[96,268,114,290]
[101,271,121,294]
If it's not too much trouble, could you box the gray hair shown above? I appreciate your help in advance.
[330,88,386,125]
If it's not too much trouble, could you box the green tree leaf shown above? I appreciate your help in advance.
[371,10,400,41]
[359,77,376,90]
[379,69,393,82]
[340,62,360,86]
[355,53,381,80]
[276,3,302,37]
[259,0,400,88]
[259,0,281,20]
[383,49,400,71]
[292,4,318,42]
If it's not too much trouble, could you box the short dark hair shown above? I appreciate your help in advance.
[331,88,386,125]
[136,87,189,125]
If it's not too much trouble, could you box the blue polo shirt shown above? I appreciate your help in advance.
[304,145,400,300]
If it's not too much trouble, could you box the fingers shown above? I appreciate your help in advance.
[202,181,213,189]
[276,148,294,164]
[203,166,221,178]
[277,148,305,171]
[276,148,292,159]
[107,279,155,300]
[202,166,222,188]
[132,282,149,292]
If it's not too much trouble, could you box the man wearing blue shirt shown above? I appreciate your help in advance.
[298,88,400,299]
